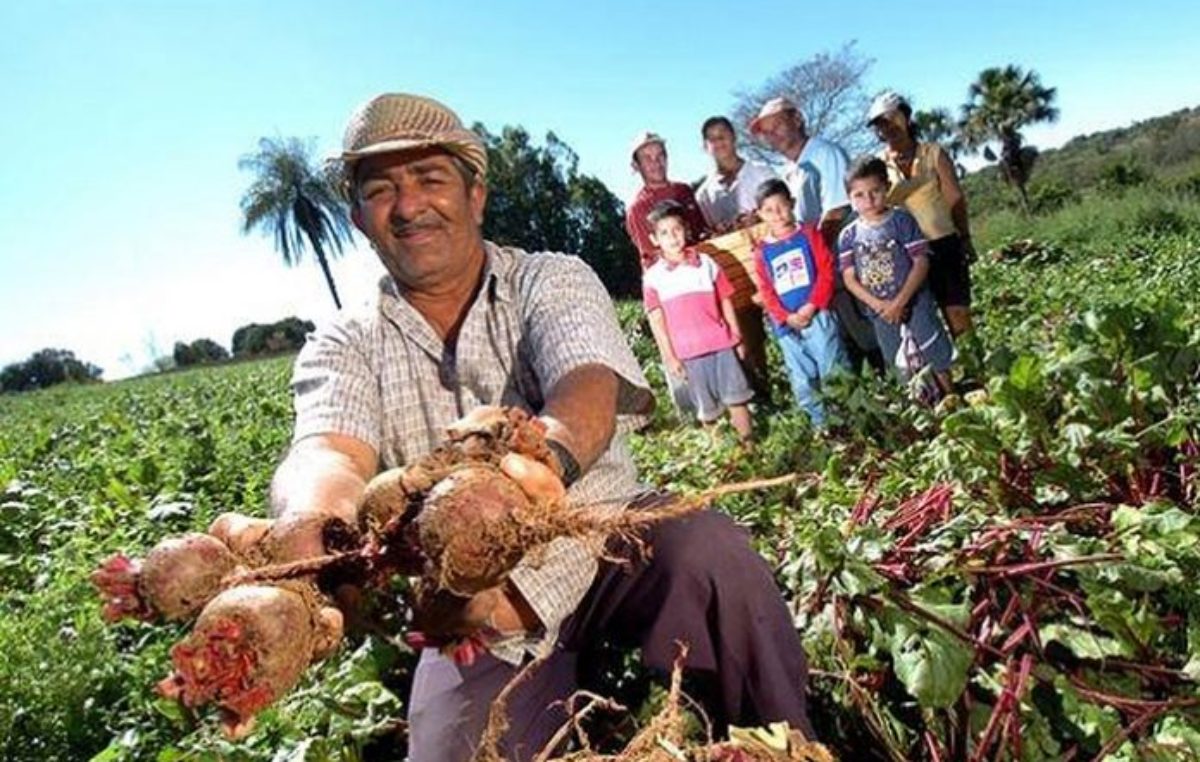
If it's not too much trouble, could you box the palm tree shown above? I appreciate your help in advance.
[959,66,1059,213]
[913,107,966,175]
[239,137,354,309]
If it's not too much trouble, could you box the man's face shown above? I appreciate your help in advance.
[350,148,487,291]
[703,124,737,165]
[757,111,803,156]
[633,142,668,185]
[649,215,688,261]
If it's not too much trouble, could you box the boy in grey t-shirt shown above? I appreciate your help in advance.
[838,157,954,395]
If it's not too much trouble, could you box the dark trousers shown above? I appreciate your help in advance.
[406,508,814,761]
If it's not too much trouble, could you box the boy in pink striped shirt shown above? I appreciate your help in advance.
[642,200,754,443]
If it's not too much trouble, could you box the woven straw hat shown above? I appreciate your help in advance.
[339,93,488,180]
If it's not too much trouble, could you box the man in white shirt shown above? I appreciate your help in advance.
[695,116,776,234]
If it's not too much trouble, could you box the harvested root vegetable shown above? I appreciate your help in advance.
[91,532,238,622]
[157,583,343,738]
[417,465,535,596]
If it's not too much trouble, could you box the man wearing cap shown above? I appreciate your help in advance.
[623,131,709,269]
[749,97,851,239]
[750,97,880,369]
[254,93,814,761]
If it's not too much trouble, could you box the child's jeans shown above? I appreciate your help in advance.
[776,310,847,426]
[869,288,955,375]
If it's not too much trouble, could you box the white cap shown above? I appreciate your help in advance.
[867,91,908,125]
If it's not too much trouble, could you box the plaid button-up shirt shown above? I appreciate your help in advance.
[290,242,654,663]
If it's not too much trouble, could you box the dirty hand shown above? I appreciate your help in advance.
[408,584,537,666]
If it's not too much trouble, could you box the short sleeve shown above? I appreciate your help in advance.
[642,272,661,311]
[837,226,856,270]
[713,262,735,300]
[290,319,383,450]
[519,254,654,416]
[896,212,929,258]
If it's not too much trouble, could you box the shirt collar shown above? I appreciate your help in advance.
[377,240,513,308]
[661,248,700,271]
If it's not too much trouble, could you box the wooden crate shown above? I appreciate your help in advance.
[694,222,768,311]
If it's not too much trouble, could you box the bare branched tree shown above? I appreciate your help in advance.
[730,42,874,164]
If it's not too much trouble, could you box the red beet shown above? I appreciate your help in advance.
[91,532,238,622]
[157,584,343,738]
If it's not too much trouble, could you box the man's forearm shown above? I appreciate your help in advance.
[270,435,377,524]
[538,364,619,471]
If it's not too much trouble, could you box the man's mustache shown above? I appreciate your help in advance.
[389,218,442,237]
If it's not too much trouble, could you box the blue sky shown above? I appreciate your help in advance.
[2,0,1197,378]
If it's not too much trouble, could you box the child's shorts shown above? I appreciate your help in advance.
[681,347,754,423]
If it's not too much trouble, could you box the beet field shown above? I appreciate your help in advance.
[4,188,1200,761]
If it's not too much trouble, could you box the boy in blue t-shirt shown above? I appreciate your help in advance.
[837,156,953,394]
[752,179,847,427]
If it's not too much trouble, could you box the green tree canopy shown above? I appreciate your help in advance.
[173,338,230,368]
[1,348,102,392]
[474,125,641,297]
[239,137,354,309]
[959,65,1059,212]
[231,317,315,358]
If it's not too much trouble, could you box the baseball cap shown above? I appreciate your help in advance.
[867,91,909,126]
[749,97,802,134]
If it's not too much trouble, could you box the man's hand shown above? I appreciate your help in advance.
[409,583,541,665]
[404,413,566,664]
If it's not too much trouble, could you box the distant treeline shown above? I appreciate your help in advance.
[174,316,316,369]
[0,349,103,393]
[964,106,1200,215]
[1,317,318,393]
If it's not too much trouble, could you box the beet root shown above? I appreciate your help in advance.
[156,583,343,738]
[416,465,534,596]
[92,532,239,622]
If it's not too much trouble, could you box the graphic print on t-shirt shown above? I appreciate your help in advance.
[854,239,902,298]
[772,247,812,294]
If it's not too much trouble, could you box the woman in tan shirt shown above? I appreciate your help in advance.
[867,91,974,337]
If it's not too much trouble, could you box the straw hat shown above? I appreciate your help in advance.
[339,93,488,180]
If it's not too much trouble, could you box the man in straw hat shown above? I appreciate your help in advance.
[252,93,815,760]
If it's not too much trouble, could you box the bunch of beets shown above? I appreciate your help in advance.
[91,408,635,738]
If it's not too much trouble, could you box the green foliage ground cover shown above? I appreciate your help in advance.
[3,185,1200,760]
